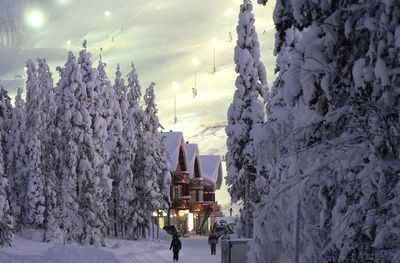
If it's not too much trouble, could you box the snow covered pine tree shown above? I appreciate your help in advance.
[225,0,267,239]
[0,84,13,246]
[252,0,400,262]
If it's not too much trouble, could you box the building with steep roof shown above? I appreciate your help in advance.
[159,131,223,235]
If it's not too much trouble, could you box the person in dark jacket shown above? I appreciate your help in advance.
[208,233,218,255]
[170,235,182,261]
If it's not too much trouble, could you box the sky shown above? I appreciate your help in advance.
[0,0,276,213]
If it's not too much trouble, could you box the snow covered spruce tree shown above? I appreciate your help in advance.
[6,87,26,229]
[142,82,170,232]
[251,0,400,262]
[24,59,46,228]
[0,84,13,247]
[0,85,12,172]
[225,0,267,238]
[76,43,111,246]
[125,63,145,239]
[37,58,60,241]
[108,63,132,238]
[0,130,12,247]
[55,52,84,243]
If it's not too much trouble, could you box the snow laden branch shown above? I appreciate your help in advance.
[251,0,400,262]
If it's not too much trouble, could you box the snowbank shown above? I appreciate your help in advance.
[0,244,120,263]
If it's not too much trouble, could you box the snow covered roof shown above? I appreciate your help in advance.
[184,143,201,179]
[160,131,187,172]
[199,155,223,189]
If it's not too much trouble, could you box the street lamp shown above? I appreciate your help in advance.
[225,8,235,42]
[172,81,179,123]
[105,10,111,37]
[192,58,199,97]
[212,37,218,73]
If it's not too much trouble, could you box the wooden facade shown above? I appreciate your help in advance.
[171,144,190,211]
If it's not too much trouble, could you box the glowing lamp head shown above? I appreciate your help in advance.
[105,10,111,17]
[26,9,45,28]
[212,37,218,45]
[225,8,235,17]
[56,0,70,4]
[172,81,179,91]
[192,58,199,67]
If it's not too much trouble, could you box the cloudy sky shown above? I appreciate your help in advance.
[0,0,276,212]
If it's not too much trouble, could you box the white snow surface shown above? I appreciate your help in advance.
[199,155,223,189]
[161,131,187,172]
[0,236,221,263]
[184,143,200,179]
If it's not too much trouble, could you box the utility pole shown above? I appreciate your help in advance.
[244,175,251,238]
[294,200,301,263]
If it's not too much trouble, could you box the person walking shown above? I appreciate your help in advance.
[170,235,182,261]
[208,233,218,255]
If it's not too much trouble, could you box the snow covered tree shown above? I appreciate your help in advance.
[251,0,400,262]
[108,64,134,238]
[24,59,45,228]
[0,84,13,247]
[6,87,26,229]
[77,44,111,246]
[0,130,13,247]
[55,52,84,243]
[225,0,267,238]
[37,58,60,241]
[141,82,170,235]
[0,84,12,167]
[124,63,143,239]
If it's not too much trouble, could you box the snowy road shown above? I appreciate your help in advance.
[113,236,221,263]
[173,236,220,263]
[0,236,221,263]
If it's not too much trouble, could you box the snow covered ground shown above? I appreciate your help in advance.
[0,236,221,263]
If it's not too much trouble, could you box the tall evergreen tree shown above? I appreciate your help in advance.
[125,63,144,239]
[142,82,170,233]
[55,52,84,243]
[37,58,59,241]
[24,59,45,228]
[0,130,12,247]
[0,84,12,172]
[0,84,13,247]
[109,64,133,238]
[6,87,26,229]
[225,0,266,238]
[77,44,110,246]
[252,0,400,262]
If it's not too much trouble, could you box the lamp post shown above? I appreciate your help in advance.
[192,58,199,97]
[172,81,179,123]
[66,40,71,51]
[225,8,235,42]
[212,37,218,73]
[105,10,111,37]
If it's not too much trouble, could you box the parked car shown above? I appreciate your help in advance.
[213,224,234,238]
